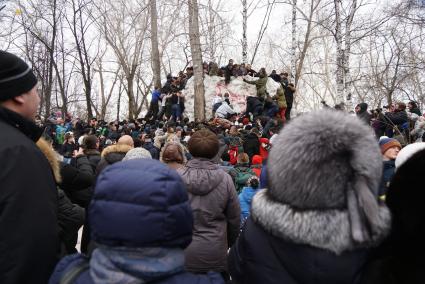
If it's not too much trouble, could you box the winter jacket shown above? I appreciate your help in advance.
[246,96,263,116]
[239,187,260,222]
[284,84,295,106]
[58,189,85,255]
[250,155,263,177]
[143,141,160,160]
[0,106,59,284]
[84,150,101,173]
[50,159,224,284]
[229,187,390,284]
[378,160,395,199]
[244,77,268,98]
[96,144,132,175]
[410,117,425,142]
[177,159,240,273]
[229,164,256,193]
[259,137,270,160]
[273,86,287,109]
[151,89,161,103]
[356,103,371,125]
[243,133,260,163]
[385,110,408,127]
[229,218,371,284]
[59,155,96,208]
[61,142,77,158]
[216,101,236,118]
[360,149,425,284]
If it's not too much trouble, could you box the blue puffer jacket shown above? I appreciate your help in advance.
[239,186,260,222]
[49,159,224,284]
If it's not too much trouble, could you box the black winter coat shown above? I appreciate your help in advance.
[58,189,85,255]
[229,218,369,284]
[243,133,260,163]
[0,107,59,284]
[59,156,96,208]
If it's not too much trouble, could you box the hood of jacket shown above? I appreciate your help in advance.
[36,138,61,183]
[90,247,185,284]
[357,103,368,114]
[178,158,225,196]
[101,144,132,164]
[252,155,263,165]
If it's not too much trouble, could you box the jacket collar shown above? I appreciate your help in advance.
[0,106,43,142]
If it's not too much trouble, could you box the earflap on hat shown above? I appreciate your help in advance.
[347,176,381,243]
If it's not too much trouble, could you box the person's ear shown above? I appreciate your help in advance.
[12,94,26,104]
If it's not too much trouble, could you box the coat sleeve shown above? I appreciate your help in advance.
[57,189,85,253]
[224,174,241,248]
[228,222,247,284]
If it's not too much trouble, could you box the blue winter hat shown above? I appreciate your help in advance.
[90,159,193,248]
[379,137,401,154]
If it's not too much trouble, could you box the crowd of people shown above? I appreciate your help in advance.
[144,58,296,124]
[1,50,425,284]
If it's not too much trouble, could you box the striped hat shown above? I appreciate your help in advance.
[0,51,37,101]
[379,137,402,154]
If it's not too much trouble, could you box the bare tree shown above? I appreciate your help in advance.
[66,0,97,119]
[188,0,205,120]
[150,0,161,89]
[94,0,149,119]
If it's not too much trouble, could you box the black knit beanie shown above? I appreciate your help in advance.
[0,51,38,101]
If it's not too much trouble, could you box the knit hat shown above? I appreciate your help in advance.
[259,110,390,250]
[123,148,152,161]
[395,142,425,169]
[188,129,219,159]
[379,137,402,154]
[0,51,38,101]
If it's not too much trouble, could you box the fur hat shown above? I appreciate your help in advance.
[252,110,390,254]
[123,148,152,161]
[395,142,425,169]
[0,51,38,101]
[379,137,402,154]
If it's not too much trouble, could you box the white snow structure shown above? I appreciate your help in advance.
[182,75,281,120]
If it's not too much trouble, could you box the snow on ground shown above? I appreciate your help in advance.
[183,75,281,120]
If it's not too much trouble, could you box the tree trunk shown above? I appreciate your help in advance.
[291,0,297,82]
[127,77,136,120]
[343,0,357,111]
[334,0,345,106]
[242,0,248,63]
[188,0,206,121]
[150,0,161,89]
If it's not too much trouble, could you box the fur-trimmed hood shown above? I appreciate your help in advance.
[36,138,61,183]
[101,144,132,164]
[251,189,391,255]
[101,144,133,157]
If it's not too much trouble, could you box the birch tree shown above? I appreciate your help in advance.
[188,0,205,120]
[150,0,161,89]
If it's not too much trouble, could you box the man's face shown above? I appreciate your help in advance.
[355,106,360,113]
[22,86,40,121]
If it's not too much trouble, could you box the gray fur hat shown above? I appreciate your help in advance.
[123,148,152,161]
[252,110,390,253]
